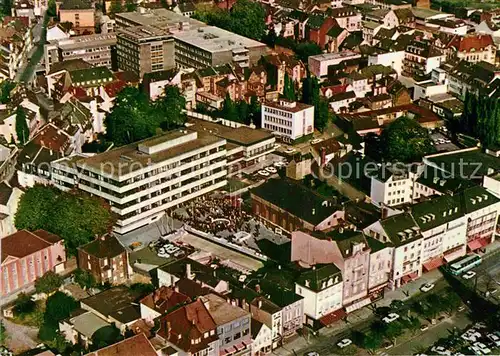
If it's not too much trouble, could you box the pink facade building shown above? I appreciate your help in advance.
[291,229,373,312]
[1,229,66,297]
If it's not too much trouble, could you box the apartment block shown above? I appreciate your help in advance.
[53,129,227,234]
[295,264,344,326]
[58,0,95,35]
[308,51,361,78]
[174,26,268,69]
[44,33,116,72]
[116,25,174,78]
[370,165,417,207]
[261,100,314,143]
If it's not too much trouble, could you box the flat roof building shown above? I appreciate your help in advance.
[173,26,268,69]
[54,129,228,234]
[116,25,174,78]
[308,51,362,78]
[262,100,314,143]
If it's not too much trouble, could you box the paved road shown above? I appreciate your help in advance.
[388,312,471,355]
[1,318,38,353]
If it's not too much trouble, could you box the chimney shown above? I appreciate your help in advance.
[203,299,210,310]
[153,289,160,304]
[186,263,193,280]
[174,285,179,293]
[258,299,263,308]
[166,321,171,339]
[255,284,261,293]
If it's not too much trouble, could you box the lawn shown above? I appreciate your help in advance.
[10,301,45,328]
[226,178,250,192]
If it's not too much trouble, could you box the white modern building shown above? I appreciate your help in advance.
[295,264,343,325]
[370,166,417,207]
[368,50,405,76]
[52,129,227,234]
[262,100,314,143]
[308,51,361,78]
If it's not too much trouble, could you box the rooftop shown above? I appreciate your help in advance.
[425,148,500,177]
[2,230,62,263]
[84,333,157,356]
[200,293,249,325]
[56,33,116,50]
[81,286,142,320]
[296,264,342,292]
[251,178,344,226]
[115,8,205,29]
[173,26,265,53]
[77,129,224,179]
[380,212,421,247]
[78,235,125,259]
[59,0,92,10]
[263,99,313,113]
[187,118,274,146]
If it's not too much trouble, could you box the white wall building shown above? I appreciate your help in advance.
[308,51,361,78]
[370,167,417,207]
[295,264,343,324]
[368,50,406,76]
[262,100,314,143]
[53,129,227,234]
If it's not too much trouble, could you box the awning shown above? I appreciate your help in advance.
[345,297,372,313]
[444,249,464,263]
[423,257,444,272]
[319,308,346,326]
[468,239,483,251]
[401,271,418,283]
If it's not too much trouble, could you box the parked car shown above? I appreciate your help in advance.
[311,138,323,145]
[420,283,435,292]
[420,324,429,331]
[305,352,319,356]
[462,271,476,279]
[285,147,296,154]
[265,166,277,174]
[258,170,270,177]
[458,306,466,312]
[473,342,491,354]
[487,333,500,347]
[336,339,352,349]
[431,346,451,355]
[382,341,394,350]
[382,313,400,323]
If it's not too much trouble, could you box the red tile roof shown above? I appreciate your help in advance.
[1,230,61,263]
[158,299,218,353]
[84,333,157,356]
[140,286,191,315]
[31,124,71,152]
[450,34,494,52]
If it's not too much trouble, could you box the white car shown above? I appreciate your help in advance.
[487,333,500,347]
[238,275,247,282]
[311,138,323,145]
[336,339,352,349]
[274,161,286,168]
[305,353,319,356]
[382,313,400,323]
[474,342,491,354]
[420,283,435,292]
[265,166,278,174]
[431,346,451,355]
[285,147,296,154]
[462,271,476,279]
[258,170,270,177]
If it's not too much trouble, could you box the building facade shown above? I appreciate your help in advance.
[261,100,314,143]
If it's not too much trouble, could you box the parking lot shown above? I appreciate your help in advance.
[431,130,460,152]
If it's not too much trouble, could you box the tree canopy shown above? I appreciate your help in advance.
[455,91,500,148]
[104,86,186,146]
[14,185,115,256]
[35,271,63,295]
[39,292,78,342]
[91,325,123,350]
[74,269,96,290]
[14,293,36,316]
[0,80,15,104]
[283,73,296,101]
[192,0,266,40]
[301,73,330,132]
[380,116,435,163]
[15,106,29,145]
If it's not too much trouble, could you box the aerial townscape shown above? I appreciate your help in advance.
[2,0,500,354]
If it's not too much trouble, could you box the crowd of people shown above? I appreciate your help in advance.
[172,195,256,237]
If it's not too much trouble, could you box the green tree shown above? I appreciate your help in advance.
[40,292,78,341]
[380,116,435,162]
[47,0,57,17]
[295,42,322,63]
[35,271,63,295]
[74,269,96,290]
[315,98,330,132]
[14,293,36,315]
[229,0,266,40]
[248,95,261,126]
[91,325,123,350]
[283,73,296,101]
[221,94,239,122]
[363,332,383,352]
[0,80,15,103]
[15,106,29,145]
[109,0,123,13]
[153,85,187,131]
[129,283,155,295]
[1,0,11,17]
[125,0,136,12]
[0,320,6,345]
[237,100,249,124]
[15,185,114,256]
